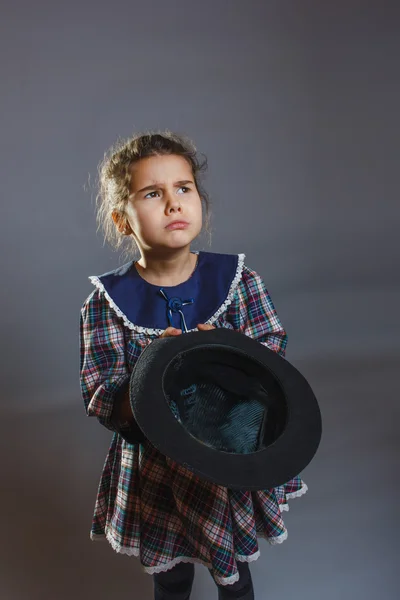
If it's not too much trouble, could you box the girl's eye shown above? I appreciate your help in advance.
[143,187,190,199]
[144,191,160,199]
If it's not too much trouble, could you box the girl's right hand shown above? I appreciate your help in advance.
[159,327,182,338]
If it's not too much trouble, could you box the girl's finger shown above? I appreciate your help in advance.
[160,327,182,338]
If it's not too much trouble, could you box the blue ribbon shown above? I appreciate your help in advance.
[158,288,194,333]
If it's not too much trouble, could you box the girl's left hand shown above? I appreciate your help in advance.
[197,323,216,331]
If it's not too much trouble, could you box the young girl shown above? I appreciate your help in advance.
[80,131,308,600]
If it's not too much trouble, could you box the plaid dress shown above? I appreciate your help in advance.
[79,251,307,586]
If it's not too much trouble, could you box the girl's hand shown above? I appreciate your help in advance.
[159,327,182,338]
[197,323,216,331]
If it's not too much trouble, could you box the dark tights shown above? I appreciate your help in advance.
[153,560,254,600]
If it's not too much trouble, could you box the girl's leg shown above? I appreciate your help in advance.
[214,561,255,600]
[153,561,195,600]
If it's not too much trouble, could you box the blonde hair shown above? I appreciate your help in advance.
[96,130,212,259]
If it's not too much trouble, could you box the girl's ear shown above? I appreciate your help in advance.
[112,211,132,235]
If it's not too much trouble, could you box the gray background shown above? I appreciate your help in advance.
[0,1,398,599]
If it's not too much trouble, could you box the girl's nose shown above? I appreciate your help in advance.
[165,191,182,212]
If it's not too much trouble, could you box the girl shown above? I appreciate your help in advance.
[80,131,308,600]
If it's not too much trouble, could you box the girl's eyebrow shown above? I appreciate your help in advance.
[175,179,194,187]
[135,180,194,195]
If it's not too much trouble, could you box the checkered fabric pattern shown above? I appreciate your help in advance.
[79,264,307,585]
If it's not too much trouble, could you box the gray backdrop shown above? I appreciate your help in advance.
[1,1,398,599]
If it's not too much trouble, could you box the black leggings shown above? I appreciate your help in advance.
[153,560,254,600]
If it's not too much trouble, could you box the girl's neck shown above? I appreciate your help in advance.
[135,251,198,287]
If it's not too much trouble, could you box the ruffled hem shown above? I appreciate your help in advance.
[286,483,308,500]
[279,483,309,513]
[89,253,246,335]
[90,482,307,586]
[90,531,259,586]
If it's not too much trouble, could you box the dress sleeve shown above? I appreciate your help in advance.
[79,288,130,431]
[223,265,288,357]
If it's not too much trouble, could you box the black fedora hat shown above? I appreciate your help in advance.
[129,327,322,490]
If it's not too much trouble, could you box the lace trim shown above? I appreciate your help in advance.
[203,252,246,325]
[286,483,308,500]
[91,530,260,586]
[267,530,288,545]
[278,483,308,513]
[236,550,261,563]
[91,526,288,576]
[89,253,246,335]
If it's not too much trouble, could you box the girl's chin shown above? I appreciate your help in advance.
[145,241,194,252]
[162,232,198,245]
[143,230,200,250]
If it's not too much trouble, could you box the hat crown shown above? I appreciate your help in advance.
[163,345,288,455]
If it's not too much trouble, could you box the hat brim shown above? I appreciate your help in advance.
[130,328,322,490]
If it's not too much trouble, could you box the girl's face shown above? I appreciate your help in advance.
[117,154,203,255]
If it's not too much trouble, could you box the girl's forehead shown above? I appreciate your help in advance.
[130,154,192,184]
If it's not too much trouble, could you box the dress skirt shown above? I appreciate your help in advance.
[90,435,308,586]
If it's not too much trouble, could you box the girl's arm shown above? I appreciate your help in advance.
[80,292,185,441]
[225,265,288,357]
[79,288,130,431]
